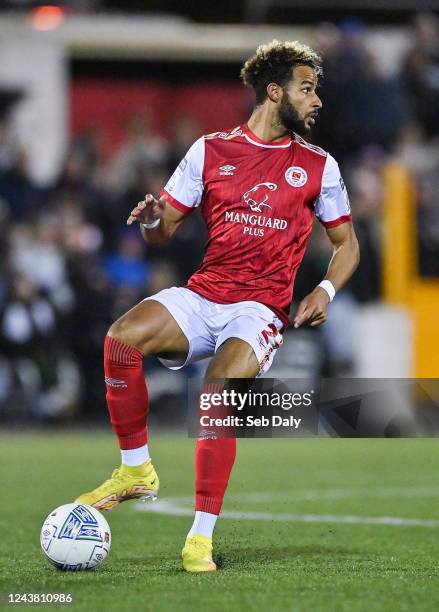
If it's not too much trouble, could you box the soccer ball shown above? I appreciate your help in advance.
[40,503,111,571]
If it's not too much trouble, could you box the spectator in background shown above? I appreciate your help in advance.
[393,122,439,174]
[0,93,47,220]
[120,163,169,213]
[167,114,202,174]
[345,146,382,303]
[314,18,409,164]
[392,120,439,277]
[52,143,117,252]
[0,114,19,173]
[403,13,439,139]
[8,222,75,314]
[0,92,24,174]
[0,150,44,221]
[104,227,151,294]
[107,111,169,194]
[0,271,81,419]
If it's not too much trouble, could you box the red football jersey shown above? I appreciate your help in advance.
[161,124,351,327]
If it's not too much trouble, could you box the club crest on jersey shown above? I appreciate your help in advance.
[219,164,236,176]
[285,166,308,188]
[242,182,277,212]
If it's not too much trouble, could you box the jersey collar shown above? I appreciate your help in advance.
[241,124,292,148]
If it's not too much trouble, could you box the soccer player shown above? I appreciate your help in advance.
[76,40,359,572]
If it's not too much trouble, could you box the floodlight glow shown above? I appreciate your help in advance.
[29,6,65,31]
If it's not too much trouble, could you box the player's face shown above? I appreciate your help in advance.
[278,65,322,135]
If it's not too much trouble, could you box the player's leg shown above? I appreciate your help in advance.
[75,299,189,510]
[182,338,259,572]
[104,299,189,457]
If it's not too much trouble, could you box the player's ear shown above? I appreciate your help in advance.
[266,83,282,104]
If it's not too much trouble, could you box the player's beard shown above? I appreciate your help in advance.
[278,95,309,136]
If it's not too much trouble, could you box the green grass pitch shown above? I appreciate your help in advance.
[1,432,439,611]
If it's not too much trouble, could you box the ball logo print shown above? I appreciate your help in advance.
[58,514,80,539]
[242,182,277,212]
[40,503,111,571]
[285,166,308,187]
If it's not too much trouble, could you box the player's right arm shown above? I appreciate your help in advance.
[126,135,205,245]
[126,194,187,245]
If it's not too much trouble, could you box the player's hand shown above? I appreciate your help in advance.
[293,287,330,329]
[126,194,166,226]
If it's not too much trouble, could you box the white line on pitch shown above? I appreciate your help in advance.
[135,499,439,528]
[135,485,439,507]
[226,485,439,502]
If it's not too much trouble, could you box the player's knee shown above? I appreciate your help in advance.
[107,315,153,356]
[108,317,129,344]
[206,341,260,379]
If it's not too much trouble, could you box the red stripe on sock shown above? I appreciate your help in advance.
[105,335,143,366]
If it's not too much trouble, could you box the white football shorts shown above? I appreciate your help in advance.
[144,287,283,375]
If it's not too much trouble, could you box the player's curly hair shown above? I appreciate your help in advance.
[241,40,323,104]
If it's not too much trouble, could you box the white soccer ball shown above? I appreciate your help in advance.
[40,503,111,571]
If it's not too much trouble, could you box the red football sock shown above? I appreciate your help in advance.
[195,382,237,515]
[195,437,237,515]
[104,335,148,450]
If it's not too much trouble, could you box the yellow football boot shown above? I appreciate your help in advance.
[182,535,217,573]
[75,460,159,511]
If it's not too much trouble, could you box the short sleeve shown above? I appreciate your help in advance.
[161,137,205,214]
[314,154,352,228]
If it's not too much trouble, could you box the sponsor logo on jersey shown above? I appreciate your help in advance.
[219,164,236,176]
[224,211,288,237]
[242,182,277,212]
[285,166,308,188]
[222,181,288,237]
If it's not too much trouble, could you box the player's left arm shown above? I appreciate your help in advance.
[294,152,359,329]
[294,222,359,328]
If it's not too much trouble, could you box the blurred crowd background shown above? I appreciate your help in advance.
[0,3,438,426]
